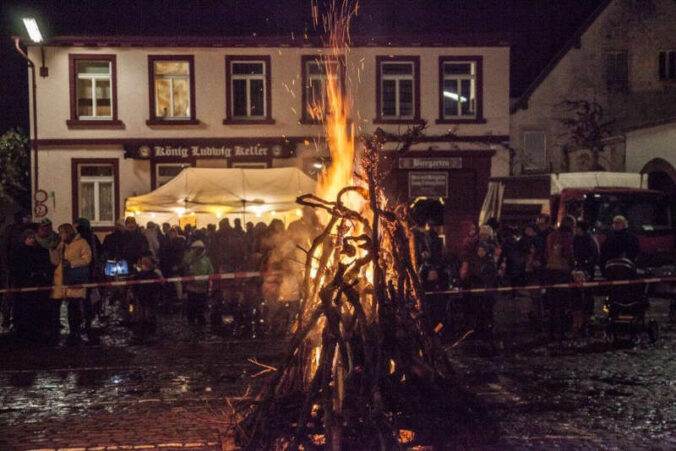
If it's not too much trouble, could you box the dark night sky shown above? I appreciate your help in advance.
[0,0,605,133]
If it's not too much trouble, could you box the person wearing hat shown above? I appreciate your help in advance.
[36,218,60,251]
[182,239,214,325]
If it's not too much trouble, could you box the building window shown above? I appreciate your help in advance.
[225,56,273,123]
[376,56,419,122]
[147,55,197,124]
[301,56,343,123]
[523,131,547,172]
[156,163,190,187]
[72,159,119,228]
[438,57,483,122]
[659,50,676,80]
[68,54,119,126]
[605,51,628,91]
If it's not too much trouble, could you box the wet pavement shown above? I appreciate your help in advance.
[0,295,674,450]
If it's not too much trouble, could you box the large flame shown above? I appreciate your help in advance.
[315,1,359,207]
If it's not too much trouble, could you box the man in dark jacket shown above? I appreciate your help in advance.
[600,215,640,269]
[11,229,53,342]
[121,217,149,270]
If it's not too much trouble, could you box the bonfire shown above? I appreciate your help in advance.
[236,2,486,449]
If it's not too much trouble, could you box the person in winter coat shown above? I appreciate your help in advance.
[572,220,599,336]
[50,224,92,345]
[132,254,163,334]
[76,218,103,338]
[35,218,60,251]
[11,229,53,342]
[600,215,640,269]
[102,219,126,262]
[461,241,498,340]
[545,215,575,340]
[121,217,149,273]
[182,240,214,325]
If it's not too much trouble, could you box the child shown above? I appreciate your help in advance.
[132,254,163,333]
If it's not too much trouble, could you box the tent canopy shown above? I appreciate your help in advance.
[126,167,316,226]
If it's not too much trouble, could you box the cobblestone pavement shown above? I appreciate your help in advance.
[1,296,674,450]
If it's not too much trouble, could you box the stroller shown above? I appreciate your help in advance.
[603,258,658,343]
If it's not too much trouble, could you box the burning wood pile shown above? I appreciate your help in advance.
[236,138,486,449]
[234,2,487,448]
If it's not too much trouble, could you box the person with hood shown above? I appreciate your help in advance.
[11,229,52,342]
[35,218,60,251]
[50,223,92,345]
[182,240,214,325]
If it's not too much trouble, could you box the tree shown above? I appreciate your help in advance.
[0,128,30,207]
[557,100,614,171]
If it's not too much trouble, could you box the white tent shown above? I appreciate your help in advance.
[125,167,317,227]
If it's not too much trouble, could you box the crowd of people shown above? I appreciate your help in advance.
[414,212,640,342]
[1,205,641,346]
[0,207,322,345]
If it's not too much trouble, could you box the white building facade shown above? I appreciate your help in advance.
[510,0,676,194]
[25,34,510,245]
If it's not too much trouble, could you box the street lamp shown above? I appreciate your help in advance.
[22,18,43,43]
[12,16,47,217]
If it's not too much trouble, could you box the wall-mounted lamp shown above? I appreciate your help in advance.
[22,17,48,77]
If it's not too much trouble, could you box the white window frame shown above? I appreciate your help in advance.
[78,165,115,226]
[154,61,191,119]
[442,61,477,119]
[156,163,190,187]
[522,131,547,172]
[231,60,267,119]
[76,61,113,120]
[305,60,339,119]
[380,61,415,119]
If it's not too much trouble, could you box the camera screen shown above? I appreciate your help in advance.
[105,260,129,277]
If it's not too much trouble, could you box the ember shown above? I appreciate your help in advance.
[236,2,487,449]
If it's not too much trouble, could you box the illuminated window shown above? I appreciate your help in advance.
[148,56,196,122]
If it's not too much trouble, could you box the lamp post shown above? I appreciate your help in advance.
[13,17,45,216]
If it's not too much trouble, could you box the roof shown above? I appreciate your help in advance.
[510,0,612,114]
[28,33,510,48]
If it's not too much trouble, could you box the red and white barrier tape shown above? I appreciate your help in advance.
[2,271,675,297]
[424,275,676,296]
[0,271,272,295]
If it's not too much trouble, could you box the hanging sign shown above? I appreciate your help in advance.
[124,139,294,162]
[399,157,462,170]
[408,172,449,198]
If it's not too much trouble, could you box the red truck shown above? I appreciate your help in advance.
[481,172,676,268]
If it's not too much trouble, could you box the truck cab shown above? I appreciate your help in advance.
[556,188,676,268]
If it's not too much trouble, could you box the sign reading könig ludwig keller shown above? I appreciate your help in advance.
[124,139,294,162]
